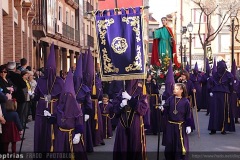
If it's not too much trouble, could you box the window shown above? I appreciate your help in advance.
[71,14,74,27]
[149,43,153,53]
[58,6,62,21]
[148,30,154,38]
[194,34,205,48]
[219,34,230,53]
[66,11,69,25]
[194,8,206,23]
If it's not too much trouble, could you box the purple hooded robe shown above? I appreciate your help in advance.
[34,43,64,153]
[113,80,148,160]
[54,69,87,160]
[208,60,235,132]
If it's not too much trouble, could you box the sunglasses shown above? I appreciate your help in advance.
[0,71,7,73]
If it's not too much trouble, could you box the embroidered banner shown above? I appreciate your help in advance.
[95,7,146,81]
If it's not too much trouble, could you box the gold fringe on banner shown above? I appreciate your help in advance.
[141,6,147,95]
[92,84,96,95]
[92,11,97,95]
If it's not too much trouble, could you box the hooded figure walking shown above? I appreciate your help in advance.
[34,43,64,153]
[113,80,148,160]
[74,53,94,153]
[43,69,88,160]
[208,60,235,134]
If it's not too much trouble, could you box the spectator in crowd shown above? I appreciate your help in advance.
[0,91,12,153]
[7,62,27,128]
[28,71,37,121]
[0,65,15,95]
[20,71,31,129]
[1,99,23,153]
[17,58,28,72]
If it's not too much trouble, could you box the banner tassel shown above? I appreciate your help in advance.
[92,84,96,95]
[143,83,146,95]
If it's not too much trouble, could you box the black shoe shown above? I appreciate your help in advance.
[197,109,201,112]
[209,130,216,135]
[221,131,226,135]
[206,112,209,116]
[24,126,29,129]
[100,142,105,145]
[21,137,25,140]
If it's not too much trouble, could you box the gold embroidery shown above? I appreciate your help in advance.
[125,45,142,72]
[111,37,128,54]
[122,16,141,42]
[102,48,119,73]
[97,18,114,45]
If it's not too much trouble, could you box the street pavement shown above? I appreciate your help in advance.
[16,110,240,160]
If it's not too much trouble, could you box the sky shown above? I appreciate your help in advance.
[149,0,178,23]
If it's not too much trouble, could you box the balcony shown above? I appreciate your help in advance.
[32,0,47,37]
[84,1,94,13]
[75,30,80,42]
[62,23,74,40]
[85,34,94,48]
[65,0,79,9]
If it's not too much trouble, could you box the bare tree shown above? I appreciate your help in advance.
[191,0,240,71]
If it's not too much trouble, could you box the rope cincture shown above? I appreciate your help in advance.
[59,127,75,160]
[40,97,58,152]
[168,121,186,155]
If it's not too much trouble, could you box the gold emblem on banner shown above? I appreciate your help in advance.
[111,37,128,54]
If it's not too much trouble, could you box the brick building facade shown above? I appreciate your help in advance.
[0,0,97,75]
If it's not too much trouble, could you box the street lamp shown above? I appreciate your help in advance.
[187,22,193,67]
[230,10,238,65]
[180,26,187,64]
[182,35,188,68]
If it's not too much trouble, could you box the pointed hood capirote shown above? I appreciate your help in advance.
[206,58,211,75]
[74,53,83,93]
[44,42,57,93]
[193,62,199,75]
[166,60,175,84]
[163,59,175,100]
[83,49,94,89]
[58,68,82,118]
[212,57,217,75]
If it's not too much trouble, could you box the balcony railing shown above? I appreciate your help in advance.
[75,30,80,42]
[62,23,74,40]
[33,0,46,27]
[84,1,93,12]
[87,34,94,47]
[32,0,47,37]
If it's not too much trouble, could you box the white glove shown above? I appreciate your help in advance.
[186,126,191,134]
[98,101,102,104]
[234,80,237,83]
[73,133,81,144]
[84,114,89,122]
[209,92,213,97]
[44,110,51,117]
[158,106,164,111]
[122,91,131,100]
[120,99,128,108]
[209,73,212,77]
[28,91,33,96]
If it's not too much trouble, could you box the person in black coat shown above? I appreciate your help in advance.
[6,62,27,127]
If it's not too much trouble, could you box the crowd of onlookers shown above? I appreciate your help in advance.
[0,58,40,153]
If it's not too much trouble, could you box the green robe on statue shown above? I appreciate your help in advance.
[154,27,173,65]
